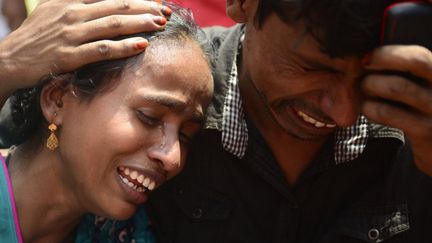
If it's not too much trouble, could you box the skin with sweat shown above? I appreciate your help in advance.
[231,0,432,184]
[238,7,363,184]
[7,40,213,243]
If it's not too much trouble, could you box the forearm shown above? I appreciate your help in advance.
[0,0,172,107]
[0,38,19,106]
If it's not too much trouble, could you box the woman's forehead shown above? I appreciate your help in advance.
[135,41,211,81]
[115,41,213,102]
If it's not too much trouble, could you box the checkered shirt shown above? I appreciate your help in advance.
[221,54,405,164]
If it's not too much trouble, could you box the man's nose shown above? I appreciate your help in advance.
[321,83,361,127]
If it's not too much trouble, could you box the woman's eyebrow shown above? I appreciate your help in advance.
[138,95,205,123]
[140,95,187,110]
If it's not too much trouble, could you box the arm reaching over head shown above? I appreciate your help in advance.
[0,0,171,105]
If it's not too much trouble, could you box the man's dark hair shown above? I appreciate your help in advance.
[255,0,398,57]
[5,2,214,147]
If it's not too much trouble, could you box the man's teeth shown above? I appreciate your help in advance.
[118,166,157,192]
[297,110,336,128]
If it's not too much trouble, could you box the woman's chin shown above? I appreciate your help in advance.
[101,204,138,221]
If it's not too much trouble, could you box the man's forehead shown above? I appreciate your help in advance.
[255,0,391,57]
[260,16,361,73]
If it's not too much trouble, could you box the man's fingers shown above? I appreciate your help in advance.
[63,38,148,70]
[362,74,432,115]
[74,14,165,43]
[83,0,170,21]
[365,45,432,83]
[362,100,432,139]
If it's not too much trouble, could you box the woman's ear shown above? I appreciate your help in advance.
[39,78,72,125]
[226,0,257,23]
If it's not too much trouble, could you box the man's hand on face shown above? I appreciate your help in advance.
[0,0,170,98]
[361,44,432,176]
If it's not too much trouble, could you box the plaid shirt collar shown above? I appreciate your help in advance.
[220,46,405,164]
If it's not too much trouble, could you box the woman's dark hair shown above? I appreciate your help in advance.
[7,2,214,146]
[255,0,398,57]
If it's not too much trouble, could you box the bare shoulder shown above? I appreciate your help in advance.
[0,149,9,157]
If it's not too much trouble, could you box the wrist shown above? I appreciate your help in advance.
[0,37,20,98]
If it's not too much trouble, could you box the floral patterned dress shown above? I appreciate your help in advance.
[75,205,155,243]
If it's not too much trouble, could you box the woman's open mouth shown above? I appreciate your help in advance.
[117,166,158,193]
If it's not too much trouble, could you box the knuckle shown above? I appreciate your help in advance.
[362,74,378,91]
[375,105,388,119]
[61,5,81,24]
[108,15,123,29]
[116,0,130,10]
[57,47,71,57]
[140,14,154,26]
[98,42,111,57]
[60,26,76,42]
[56,47,74,68]
[389,76,410,95]
[410,46,432,69]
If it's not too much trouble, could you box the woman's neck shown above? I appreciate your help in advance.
[8,144,85,243]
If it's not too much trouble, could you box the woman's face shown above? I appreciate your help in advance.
[56,40,213,219]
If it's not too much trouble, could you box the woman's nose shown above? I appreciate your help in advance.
[147,132,182,172]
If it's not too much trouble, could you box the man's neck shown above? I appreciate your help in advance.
[238,70,326,185]
[8,144,84,242]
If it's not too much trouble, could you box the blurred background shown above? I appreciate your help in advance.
[0,0,234,40]
[0,0,27,39]
[175,0,235,27]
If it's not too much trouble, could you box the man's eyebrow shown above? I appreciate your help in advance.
[296,53,342,73]
[139,95,205,123]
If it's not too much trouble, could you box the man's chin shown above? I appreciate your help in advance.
[280,125,332,142]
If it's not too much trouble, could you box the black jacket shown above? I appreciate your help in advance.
[148,25,432,243]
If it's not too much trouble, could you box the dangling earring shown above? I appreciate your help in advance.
[46,122,59,150]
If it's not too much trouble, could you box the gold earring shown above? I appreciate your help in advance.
[46,123,59,150]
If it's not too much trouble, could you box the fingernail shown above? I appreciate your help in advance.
[161,6,172,16]
[362,52,372,66]
[153,16,167,26]
[135,39,148,49]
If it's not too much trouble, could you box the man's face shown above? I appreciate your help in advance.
[241,13,364,141]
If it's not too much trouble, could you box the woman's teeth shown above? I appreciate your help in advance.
[118,166,156,192]
[297,110,336,128]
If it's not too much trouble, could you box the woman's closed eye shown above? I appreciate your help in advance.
[179,124,201,146]
[179,132,192,145]
[136,110,161,127]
